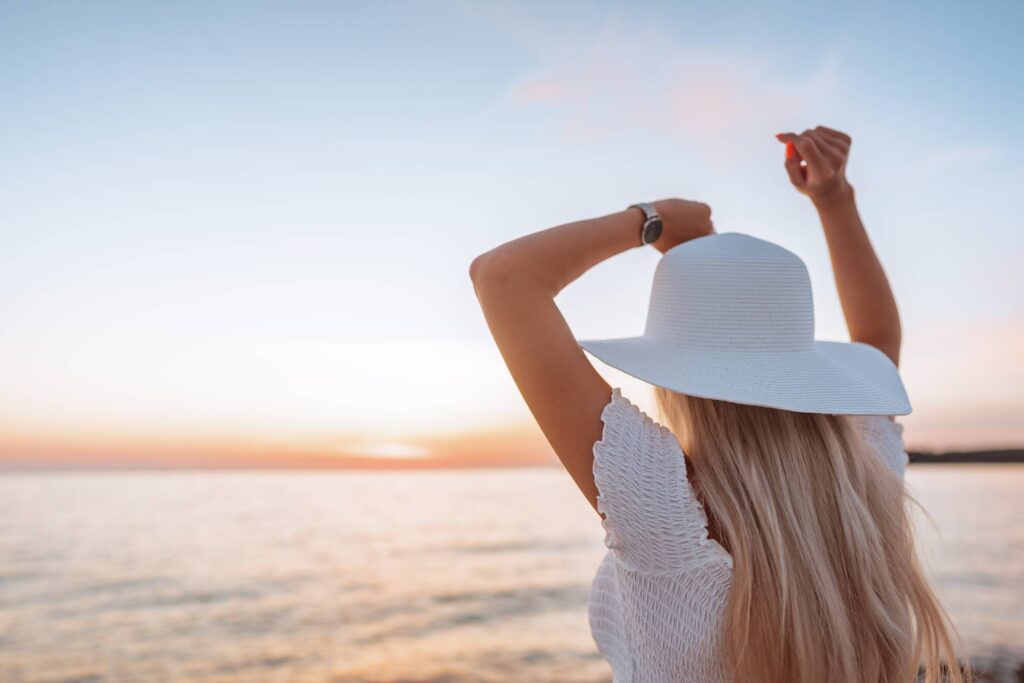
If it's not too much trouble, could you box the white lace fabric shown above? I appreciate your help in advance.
[587,388,909,682]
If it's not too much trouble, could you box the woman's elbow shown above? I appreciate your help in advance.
[468,251,491,284]
[469,248,517,291]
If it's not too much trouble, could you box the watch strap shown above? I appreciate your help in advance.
[629,202,658,222]
[629,202,662,245]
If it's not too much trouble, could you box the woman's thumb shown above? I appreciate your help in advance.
[777,135,805,188]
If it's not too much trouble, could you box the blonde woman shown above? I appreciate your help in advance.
[470,126,966,683]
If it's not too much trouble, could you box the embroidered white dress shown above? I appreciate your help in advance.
[587,388,908,683]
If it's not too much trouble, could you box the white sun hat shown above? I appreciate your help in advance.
[579,232,911,415]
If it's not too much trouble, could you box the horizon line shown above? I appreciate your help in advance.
[4,447,1024,473]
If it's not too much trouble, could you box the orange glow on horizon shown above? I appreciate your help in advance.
[4,318,1024,470]
[0,420,557,470]
[2,408,1023,471]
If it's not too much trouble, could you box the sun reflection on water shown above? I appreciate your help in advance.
[0,467,1021,682]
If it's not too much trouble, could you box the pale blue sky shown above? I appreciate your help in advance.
[1,0,1022,460]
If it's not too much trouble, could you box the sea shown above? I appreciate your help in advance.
[1,466,1022,683]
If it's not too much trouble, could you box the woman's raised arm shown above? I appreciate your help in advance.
[470,199,713,510]
[776,127,903,366]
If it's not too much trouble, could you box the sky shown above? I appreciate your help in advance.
[1,0,1022,468]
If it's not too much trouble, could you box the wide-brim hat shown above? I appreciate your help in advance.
[578,233,911,415]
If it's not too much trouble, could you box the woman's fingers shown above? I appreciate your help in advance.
[776,133,807,187]
[814,125,852,147]
[813,128,851,160]
[778,129,848,161]
[784,149,805,187]
[805,130,845,166]
[791,134,826,173]
[777,126,853,200]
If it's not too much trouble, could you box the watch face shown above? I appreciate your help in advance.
[642,218,663,245]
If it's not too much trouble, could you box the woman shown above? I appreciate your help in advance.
[470,126,966,683]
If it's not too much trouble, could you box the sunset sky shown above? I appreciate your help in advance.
[2,1,1022,468]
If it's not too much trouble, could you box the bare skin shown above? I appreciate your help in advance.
[470,201,713,511]
[471,126,901,513]
[776,126,902,366]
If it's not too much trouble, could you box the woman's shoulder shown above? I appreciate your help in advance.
[594,388,733,574]
[846,414,909,478]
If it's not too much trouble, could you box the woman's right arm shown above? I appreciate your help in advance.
[776,127,902,367]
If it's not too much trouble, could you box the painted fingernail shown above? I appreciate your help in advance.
[775,133,785,141]
[785,141,795,159]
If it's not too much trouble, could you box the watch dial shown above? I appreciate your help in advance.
[643,219,663,244]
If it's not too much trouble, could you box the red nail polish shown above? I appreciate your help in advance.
[775,133,785,141]
[785,141,795,159]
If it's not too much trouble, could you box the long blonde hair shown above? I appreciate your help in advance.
[654,387,967,683]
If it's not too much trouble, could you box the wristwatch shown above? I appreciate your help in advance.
[629,202,663,246]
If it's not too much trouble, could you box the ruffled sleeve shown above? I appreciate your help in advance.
[593,388,732,574]
[848,415,909,479]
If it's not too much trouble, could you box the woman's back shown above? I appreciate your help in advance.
[587,388,911,683]
[589,388,733,683]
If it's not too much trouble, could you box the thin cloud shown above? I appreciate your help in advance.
[500,14,840,152]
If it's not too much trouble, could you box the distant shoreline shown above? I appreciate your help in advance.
[1,451,1024,472]
[908,449,1024,464]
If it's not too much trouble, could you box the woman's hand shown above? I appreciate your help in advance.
[775,126,902,365]
[775,127,854,207]
[649,198,715,253]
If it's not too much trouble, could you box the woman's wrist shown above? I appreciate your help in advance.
[625,204,655,246]
[811,181,856,214]
[649,198,715,253]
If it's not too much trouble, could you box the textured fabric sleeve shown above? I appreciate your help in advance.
[592,388,730,574]
[848,415,909,479]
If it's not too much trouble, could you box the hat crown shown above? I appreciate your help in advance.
[644,233,815,352]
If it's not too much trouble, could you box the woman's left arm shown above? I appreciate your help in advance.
[470,199,713,511]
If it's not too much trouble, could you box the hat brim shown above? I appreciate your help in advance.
[578,336,910,416]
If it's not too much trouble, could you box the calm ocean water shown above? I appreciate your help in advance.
[1,466,1022,683]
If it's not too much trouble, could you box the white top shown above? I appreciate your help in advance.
[587,388,908,683]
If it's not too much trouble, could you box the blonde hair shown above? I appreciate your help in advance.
[654,387,967,683]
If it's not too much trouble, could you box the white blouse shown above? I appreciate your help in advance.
[587,388,908,683]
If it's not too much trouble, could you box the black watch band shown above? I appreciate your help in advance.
[629,202,663,246]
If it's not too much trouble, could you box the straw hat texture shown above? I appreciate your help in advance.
[579,233,911,415]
